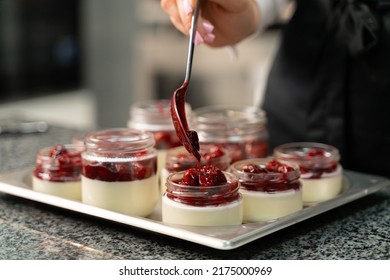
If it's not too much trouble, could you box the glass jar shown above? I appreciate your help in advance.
[127,99,192,178]
[32,144,84,200]
[192,105,269,163]
[160,144,231,193]
[72,132,89,146]
[81,128,158,217]
[230,158,302,222]
[273,142,343,204]
[162,168,242,226]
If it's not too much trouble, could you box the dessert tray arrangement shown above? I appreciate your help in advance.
[0,168,389,250]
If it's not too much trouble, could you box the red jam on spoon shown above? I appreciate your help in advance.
[171,82,201,163]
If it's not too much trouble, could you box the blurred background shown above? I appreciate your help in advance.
[0,0,281,130]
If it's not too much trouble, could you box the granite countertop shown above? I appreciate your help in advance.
[0,125,389,260]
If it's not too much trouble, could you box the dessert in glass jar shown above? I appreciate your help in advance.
[273,142,343,205]
[192,105,269,163]
[32,144,84,200]
[162,166,243,226]
[230,158,302,222]
[81,128,158,217]
[160,144,231,193]
[127,99,192,175]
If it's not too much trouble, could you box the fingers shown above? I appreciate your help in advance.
[196,18,216,44]
[161,0,216,44]
[161,0,192,36]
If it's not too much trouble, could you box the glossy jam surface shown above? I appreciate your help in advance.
[298,148,338,178]
[178,166,227,186]
[171,81,201,162]
[274,142,340,179]
[34,145,82,182]
[165,145,230,173]
[82,156,157,182]
[231,159,301,192]
[166,167,240,206]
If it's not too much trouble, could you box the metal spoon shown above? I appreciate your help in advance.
[171,0,202,162]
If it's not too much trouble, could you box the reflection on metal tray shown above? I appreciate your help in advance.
[0,168,389,250]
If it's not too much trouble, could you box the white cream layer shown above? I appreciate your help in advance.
[240,188,302,222]
[32,176,81,201]
[81,175,158,217]
[162,194,243,226]
[301,165,343,204]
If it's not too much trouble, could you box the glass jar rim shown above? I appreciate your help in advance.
[193,105,267,141]
[36,144,83,168]
[273,142,340,164]
[230,157,301,182]
[166,170,239,194]
[166,144,231,165]
[128,99,192,131]
[84,128,155,153]
[194,105,266,125]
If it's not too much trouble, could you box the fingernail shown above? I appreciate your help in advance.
[202,21,215,34]
[194,31,204,45]
[183,0,193,15]
[204,32,215,43]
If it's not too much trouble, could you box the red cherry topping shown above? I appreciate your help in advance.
[166,146,228,173]
[179,166,227,186]
[167,166,238,206]
[265,159,294,173]
[296,148,338,178]
[82,159,155,182]
[182,168,200,186]
[237,160,300,192]
[199,165,227,186]
[241,163,267,173]
[34,145,82,182]
[202,146,225,162]
[306,148,326,157]
[240,160,293,174]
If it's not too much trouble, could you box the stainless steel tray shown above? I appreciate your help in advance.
[0,168,389,250]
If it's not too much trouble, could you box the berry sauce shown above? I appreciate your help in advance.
[274,143,341,180]
[297,148,338,179]
[171,81,201,164]
[201,140,268,163]
[82,156,157,182]
[233,159,301,193]
[34,145,82,182]
[166,166,240,206]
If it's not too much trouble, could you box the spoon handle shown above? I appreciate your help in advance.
[184,0,201,83]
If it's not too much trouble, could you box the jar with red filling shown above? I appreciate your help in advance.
[273,142,343,204]
[32,144,84,200]
[160,144,231,192]
[127,99,193,149]
[192,105,269,163]
[81,128,158,217]
[127,99,192,178]
[162,166,243,226]
[229,158,302,222]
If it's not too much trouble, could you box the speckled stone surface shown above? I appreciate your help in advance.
[0,126,389,259]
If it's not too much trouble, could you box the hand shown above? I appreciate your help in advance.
[160,0,260,47]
